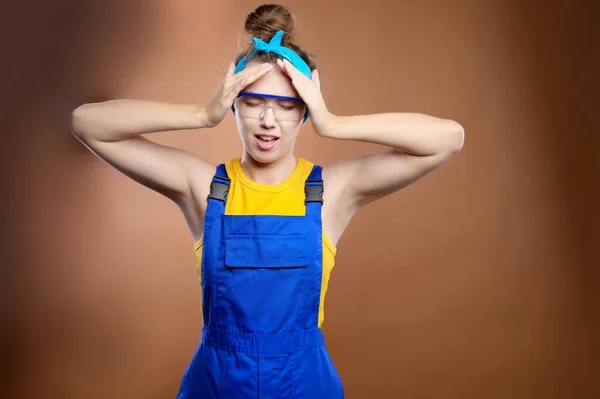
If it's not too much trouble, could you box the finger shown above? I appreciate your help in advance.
[283,60,306,79]
[232,74,250,95]
[312,69,320,87]
[250,62,274,79]
[277,59,296,81]
[240,63,273,87]
[227,62,267,84]
[276,58,287,74]
[229,64,270,97]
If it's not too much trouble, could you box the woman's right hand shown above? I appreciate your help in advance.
[205,61,274,127]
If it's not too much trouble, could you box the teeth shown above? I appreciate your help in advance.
[258,136,275,141]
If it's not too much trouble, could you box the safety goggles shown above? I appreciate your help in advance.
[234,92,307,123]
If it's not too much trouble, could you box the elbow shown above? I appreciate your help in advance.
[70,104,92,138]
[432,120,464,160]
[446,120,465,154]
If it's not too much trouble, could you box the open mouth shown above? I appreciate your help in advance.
[255,134,280,151]
[255,135,279,142]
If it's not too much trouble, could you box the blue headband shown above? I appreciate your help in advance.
[232,30,312,123]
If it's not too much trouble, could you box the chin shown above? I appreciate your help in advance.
[247,149,282,165]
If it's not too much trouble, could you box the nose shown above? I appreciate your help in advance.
[260,106,277,128]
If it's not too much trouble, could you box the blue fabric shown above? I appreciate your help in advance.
[176,163,344,399]
[234,30,312,79]
[225,233,308,268]
[232,30,312,123]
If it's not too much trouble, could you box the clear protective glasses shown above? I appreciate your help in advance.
[235,92,307,123]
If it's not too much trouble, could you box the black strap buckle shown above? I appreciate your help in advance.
[305,179,323,204]
[207,175,230,202]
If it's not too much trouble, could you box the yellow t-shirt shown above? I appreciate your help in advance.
[194,158,337,328]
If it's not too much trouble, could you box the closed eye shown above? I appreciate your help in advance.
[276,101,301,110]
[244,99,264,107]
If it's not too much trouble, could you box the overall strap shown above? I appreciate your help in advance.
[206,164,229,216]
[305,165,323,217]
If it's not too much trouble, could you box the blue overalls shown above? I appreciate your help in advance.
[176,163,344,399]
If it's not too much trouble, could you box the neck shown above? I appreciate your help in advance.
[240,152,298,185]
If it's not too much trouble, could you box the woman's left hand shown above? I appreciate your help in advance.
[276,59,335,136]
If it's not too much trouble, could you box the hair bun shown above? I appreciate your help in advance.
[244,4,296,44]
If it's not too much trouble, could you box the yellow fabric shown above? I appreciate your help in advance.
[194,158,337,328]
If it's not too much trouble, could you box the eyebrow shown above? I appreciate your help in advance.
[237,92,304,102]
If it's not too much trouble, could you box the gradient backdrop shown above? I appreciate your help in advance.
[1,0,599,398]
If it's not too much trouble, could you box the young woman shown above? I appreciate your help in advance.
[71,4,464,398]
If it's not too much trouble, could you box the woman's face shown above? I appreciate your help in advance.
[234,59,305,165]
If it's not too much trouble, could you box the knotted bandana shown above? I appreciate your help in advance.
[234,30,312,79]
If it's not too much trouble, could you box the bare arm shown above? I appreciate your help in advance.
[70,100,215,202]
[71,100,209,141]
[323,112,464,209]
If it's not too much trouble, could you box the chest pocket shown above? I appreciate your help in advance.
[225,234,308,269]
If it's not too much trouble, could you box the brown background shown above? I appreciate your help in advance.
[1,0,599,398]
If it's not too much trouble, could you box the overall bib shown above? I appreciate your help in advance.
[176,162,344,399]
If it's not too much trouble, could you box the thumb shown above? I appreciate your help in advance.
[226,61,236,77]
